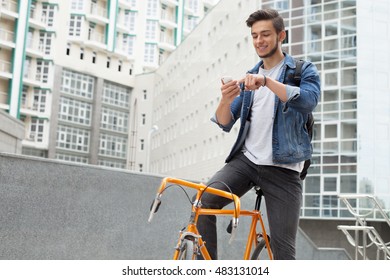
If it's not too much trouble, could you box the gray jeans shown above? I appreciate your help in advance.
[197,152,302,260]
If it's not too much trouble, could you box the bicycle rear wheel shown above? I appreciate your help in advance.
[250,238,267,260]
[178,238,196,260]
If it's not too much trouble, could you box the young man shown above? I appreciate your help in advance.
[197,9,321,260]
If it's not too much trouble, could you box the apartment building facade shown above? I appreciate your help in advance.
[146,0,390,220]
[0,0,219,169]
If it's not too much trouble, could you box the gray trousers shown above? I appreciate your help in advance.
[197,152,302,260]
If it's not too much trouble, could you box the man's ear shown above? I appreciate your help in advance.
[278,30,286,43]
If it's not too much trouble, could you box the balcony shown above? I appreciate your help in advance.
[29,12,47,30]
[158,33,175,52]
[160,10,177,29]
[0,59,12,79]
[116,15,135,34]
[118,0,136,10]
[115,48,135,61]
[25,40,45,59]
[0,28,15,50]
[23,68,44,88]
[1,0,18,19]
[0,90,8,105]
[85,31,106,50]
[160,0,179,7]
[20,102,42,118]
[86,3,109,25]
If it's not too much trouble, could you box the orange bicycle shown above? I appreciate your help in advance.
[148,177,273,260]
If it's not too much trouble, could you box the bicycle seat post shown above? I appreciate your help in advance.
[254,186,263,211]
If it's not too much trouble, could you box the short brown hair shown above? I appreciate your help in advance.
[246,9,285,33]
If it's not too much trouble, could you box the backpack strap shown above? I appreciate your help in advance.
[294,59,304,87]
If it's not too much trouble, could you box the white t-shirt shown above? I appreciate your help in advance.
[243,60,304,173]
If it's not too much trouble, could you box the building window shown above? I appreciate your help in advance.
[139,164,143,172]
[39,32,53,55]
[98,159,125,169]
[58,96,92,126]
[122,34,135,56]
[324,123,338,139]
[56,153,88,163]
[186,16,198,31]
[146,0,158,17]
[92,52,96,63]
[66,43,71,55]
[36,60,51,83]
[144,43,156,64]
[80,48,84,60]
[57,125,90,152]
[99,134,127,158]
[124,10,136,32]
[140,139,144,150]
[61,69,95,99]
[100,107,129,133]
[275,0,289,10]
[33,89,48,113]
[145,20,157,40]
[42,3,56,27]
[106,57,110,68]
[70,0,84,11]
[118,60,122,72]
[30,119,45,142]
[141,114,146,125]
[102,81,130,108]
[68,15,83,37]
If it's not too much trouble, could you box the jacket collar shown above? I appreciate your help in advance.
[247,52,296,74]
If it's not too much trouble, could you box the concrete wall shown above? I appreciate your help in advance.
[0,110,24,154]
[0,153,349,260]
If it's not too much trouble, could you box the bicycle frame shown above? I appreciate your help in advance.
[149,177,273,260]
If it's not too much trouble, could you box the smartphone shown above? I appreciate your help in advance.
[221,76,233,84]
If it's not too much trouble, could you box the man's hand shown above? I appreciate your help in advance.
[215,79,240,126]
[239,74,288,102]
[240,74,265,91]
[220,80,240,106]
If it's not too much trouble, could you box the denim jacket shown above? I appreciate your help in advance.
[212,53,321,164]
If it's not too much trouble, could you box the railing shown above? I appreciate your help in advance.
[0,28,14,43]
[0,91,8,103]
[90,2,107,18]
[1,0,18,13]
[88,32,105,44]
[337,194,390,260]
[0,59,11,73]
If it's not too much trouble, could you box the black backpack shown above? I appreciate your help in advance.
[285,59,314,180]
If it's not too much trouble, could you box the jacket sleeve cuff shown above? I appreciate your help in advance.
[210,113,235,132]
[285,85,300,102]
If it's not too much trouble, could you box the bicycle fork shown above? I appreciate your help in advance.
[173,208,212,260]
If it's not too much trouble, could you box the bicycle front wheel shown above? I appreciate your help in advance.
[250,238,267,260]
[178,238,196,260]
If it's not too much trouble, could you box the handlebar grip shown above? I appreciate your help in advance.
[228,217,239,244]
[148,197,161,223]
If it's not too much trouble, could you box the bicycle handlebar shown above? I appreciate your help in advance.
[148,177,241,232]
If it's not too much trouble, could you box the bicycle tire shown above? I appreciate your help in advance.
[250,238,267,260]
[178,238,196,260]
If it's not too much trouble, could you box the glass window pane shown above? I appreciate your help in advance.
[305,176,321,193]
[340,175,357,193]
[324,177,337,192]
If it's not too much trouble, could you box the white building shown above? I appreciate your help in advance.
[0,0,219,169]
[144,0,390,220]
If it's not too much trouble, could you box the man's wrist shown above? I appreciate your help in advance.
[262,74,267,87]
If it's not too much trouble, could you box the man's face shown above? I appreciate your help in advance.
[251,20,283,59]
